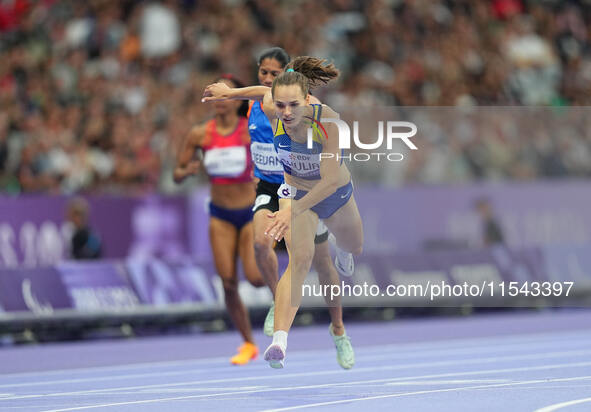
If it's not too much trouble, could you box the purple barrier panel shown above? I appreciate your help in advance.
[0,196,69,268]
[3,244,585,314]
[56,261,140,310]
[540,244,591,287]
[125,255,286,308]
[493,247,549,283]
[332,246,570,307]
[120,196,189,261]
[0,267,72,313]
[0,194,189,267]
[350,251,489,291]
[189,181,591,259]
[188,189,211,262]
[125,258,219,306]
[386,247,548,285]
[353,180,591,253]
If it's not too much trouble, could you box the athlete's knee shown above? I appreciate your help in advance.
[344,234,363,256]
[253,233,273,256]
[291,248,314,274]
[245,270,265,288]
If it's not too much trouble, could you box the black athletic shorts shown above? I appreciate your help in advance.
[253,180,329,244]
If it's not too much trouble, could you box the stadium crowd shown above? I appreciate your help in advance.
[1,0,591,194]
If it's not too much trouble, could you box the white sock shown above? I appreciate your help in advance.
[272,330,288,349]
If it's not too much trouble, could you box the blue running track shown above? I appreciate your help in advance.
[1,309,591,411]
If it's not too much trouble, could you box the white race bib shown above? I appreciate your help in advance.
[251,142,283,175]
[203,146,247,177]
[276,147,320,178]
[277,183,297,199]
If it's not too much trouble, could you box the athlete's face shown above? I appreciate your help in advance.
[273,84,309,128]
[213,79,242,115]
[258,58,283,87]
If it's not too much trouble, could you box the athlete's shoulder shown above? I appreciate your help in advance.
[192,121,209,133]
[320,104,340,120]
[192,122,209,137]
[188,121,210,146]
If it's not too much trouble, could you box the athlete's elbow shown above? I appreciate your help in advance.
[173,169,185,184]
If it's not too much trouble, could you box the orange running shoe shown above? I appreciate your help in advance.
[230,342,259,365]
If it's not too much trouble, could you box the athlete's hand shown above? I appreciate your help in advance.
[185,161,201,175]
[265,207,291,241]
[173,161,200,183]
[201,82,232,102]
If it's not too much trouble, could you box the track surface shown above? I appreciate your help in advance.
[1,309,591,411]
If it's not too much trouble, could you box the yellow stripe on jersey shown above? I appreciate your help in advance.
[275,118,286,137]
[309,105,325,144]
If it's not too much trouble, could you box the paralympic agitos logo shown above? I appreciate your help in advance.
[306,118,418,162]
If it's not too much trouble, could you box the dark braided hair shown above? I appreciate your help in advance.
[271,56,339,98]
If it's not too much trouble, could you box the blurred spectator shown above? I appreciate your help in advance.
[139,1,180,58]
[1,0,591,194]
[503,15,561,105]
[66,197,102,259]
[474,198,505,247]
[0,0,30,32]
[0,113,8,173]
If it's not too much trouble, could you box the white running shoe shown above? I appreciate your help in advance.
[329,324,355,369]
[264,343,286,369]
[329,234,354,277]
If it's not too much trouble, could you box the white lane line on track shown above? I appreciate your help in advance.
[10,359,590,409]
[3,347,591,400]
[39,373,591,412]
[0,356,230,379]
[2,335,591,391]
[346,338,591,363]
[384,379,509,385]
[534,397,591,412]
[3,328,591,380]
[260,375,591,412]
[4,348,591,400]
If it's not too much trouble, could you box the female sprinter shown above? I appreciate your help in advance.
[203,57,363,368]
[249,48,355,369]
[175,74,264,365]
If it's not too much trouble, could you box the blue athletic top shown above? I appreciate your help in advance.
[273,104,324,181]
[248,101,284,184]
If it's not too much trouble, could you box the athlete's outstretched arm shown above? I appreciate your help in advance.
[173,124,204,183]
[202,83,270,102]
